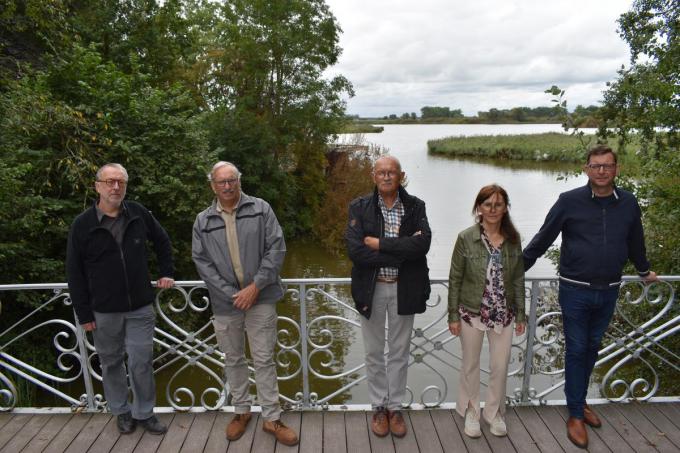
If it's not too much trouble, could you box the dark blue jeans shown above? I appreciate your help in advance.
[558,281,619,418]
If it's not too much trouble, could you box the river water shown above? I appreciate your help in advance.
[283,123,591,278]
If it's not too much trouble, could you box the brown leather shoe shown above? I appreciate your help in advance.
[389,410,407,438]
[263,419,299,446]
[567,417,588,449]
[583,404,602,428]
[371,408,389,437]
[226,413,252,440]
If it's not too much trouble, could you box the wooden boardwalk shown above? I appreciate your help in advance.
[1,403,679,452]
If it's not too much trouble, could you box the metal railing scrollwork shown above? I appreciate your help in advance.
[1,276,678,412]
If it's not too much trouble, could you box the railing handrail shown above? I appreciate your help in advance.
[2,275,679,291]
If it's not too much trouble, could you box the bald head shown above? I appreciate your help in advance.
[373,155,402,173]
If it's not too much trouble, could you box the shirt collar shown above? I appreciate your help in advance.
[95,202,126,222]
[378,193,402,211]
[589,184,619,200]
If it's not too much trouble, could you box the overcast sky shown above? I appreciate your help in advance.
[323,0,634,117]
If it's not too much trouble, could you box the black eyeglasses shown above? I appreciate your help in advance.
[586,163,617,172]
[213,178,239,187]
[97,179,127,188]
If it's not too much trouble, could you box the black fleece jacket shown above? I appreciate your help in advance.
[66,200,174,324]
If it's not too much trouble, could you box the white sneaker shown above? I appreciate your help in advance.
[489,414,507,437]
[464,410,482,438]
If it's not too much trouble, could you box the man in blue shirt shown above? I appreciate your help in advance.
[523,145,657,449]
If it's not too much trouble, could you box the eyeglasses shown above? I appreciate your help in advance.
[213,178,239,187]
[97,179,127,188]
[374,171,399,179]
[480,201,506,211]
[586,163,617,172]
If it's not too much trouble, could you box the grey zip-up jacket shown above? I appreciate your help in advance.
[192,193,286,315]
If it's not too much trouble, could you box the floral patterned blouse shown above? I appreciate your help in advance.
[459,231,515,333]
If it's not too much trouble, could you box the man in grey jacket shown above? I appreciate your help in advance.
[192,161,298,446]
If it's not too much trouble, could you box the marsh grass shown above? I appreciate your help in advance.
[428,132,640,170]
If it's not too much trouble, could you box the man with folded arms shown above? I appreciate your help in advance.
[345,155,431,438]
[523,145,657,449]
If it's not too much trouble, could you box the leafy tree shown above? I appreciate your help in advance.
[599,0,679,274]
[199,0,353,237]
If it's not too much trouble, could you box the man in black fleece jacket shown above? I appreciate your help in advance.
[67,163,174,435]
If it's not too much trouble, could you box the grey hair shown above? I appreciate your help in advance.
[96,163,128,181]
[208,161,241,181]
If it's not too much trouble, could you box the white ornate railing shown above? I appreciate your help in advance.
[1,276,678,412]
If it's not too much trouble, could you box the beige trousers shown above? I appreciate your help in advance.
[213,303,281,421]
[456,320,513,423]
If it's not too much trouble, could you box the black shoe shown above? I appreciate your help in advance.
[136,415,167,435]
[117,412,137,434]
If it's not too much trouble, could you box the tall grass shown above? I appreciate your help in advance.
[428,132,639,167]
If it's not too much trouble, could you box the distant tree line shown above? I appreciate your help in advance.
[372,105,602,126]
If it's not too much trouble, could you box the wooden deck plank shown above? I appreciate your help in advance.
[638,405,680,450]
[179,411,215,453]
[614,404,677,453]
[452,409,492,453]
[250,413,276,453]
[0,413,33,450]
[154,413,193,453]
[275,411,301,453]
[87,415,121,453]
[503,408,540,453]
[597,404,655,452]
[64,414,112,453]
[0,414,50,453]
[322,412,346,453]
[429,409,468,453]
[393,411,418,453]
[299,411,322,453]
[409,410,444,453]
[202,412,230,453]
[344,412,371,453]
[651,402,680,430]
[42,413,93,453]
[513,406,561,453]
[0,414,14,431]
[2,403,679,453]
[21,414,74,453]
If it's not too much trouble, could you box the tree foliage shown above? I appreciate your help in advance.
[599,0,680,274]
[199,0,353,237]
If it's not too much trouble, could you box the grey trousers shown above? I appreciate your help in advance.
[360,282,415,411]
[213,303,282,421]
[93,304,156,419]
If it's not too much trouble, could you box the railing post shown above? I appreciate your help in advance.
[75,321,97,410]
[520,280,540,403]
[299,283,310,408]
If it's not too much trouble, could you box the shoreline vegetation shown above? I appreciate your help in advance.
[427,132,640,170]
